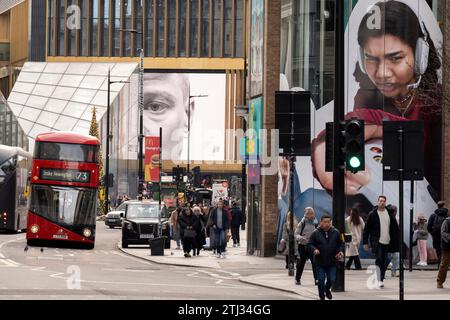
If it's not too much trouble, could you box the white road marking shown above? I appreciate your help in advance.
[101,268,155,273]
[31,267,47,271]
[0,236,25,267]
[37,256,63,261]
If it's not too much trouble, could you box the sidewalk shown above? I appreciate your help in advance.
[240,268,450,300]
[118,230,283,270]
[118,232,449,300]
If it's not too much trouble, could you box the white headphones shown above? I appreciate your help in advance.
[357,20,430,89]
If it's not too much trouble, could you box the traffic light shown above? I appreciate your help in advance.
[344,119,365,173]
[172,166,185,182]
[192,166,201,187]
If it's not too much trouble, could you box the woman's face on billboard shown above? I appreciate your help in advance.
[362,34,415,98]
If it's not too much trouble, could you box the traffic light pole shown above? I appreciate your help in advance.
[288,157,295,277]
[332,0,345,292]
[409,181,414,273]
[398,126,405,301]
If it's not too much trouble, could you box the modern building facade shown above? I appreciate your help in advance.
[246,0,450,257]
[7,0,249,200]
[0,0,30,98]
[0,90,29,150]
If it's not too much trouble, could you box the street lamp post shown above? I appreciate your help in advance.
[105,69,129,212]
[187,94,208,184]
[121,28,144,200]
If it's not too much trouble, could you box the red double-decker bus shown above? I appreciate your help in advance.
[26,132,100,249]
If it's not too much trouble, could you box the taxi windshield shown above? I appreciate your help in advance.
[126,204,160,219]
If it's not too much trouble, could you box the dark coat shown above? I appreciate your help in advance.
[362,206,400,253]
[210,207,230,230]
[230,206,245,227]
[307,227,344,268]
[427,208,449,242]
[178,213,200,238]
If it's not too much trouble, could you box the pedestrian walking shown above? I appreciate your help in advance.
[193,206,207,256]
[169,207,182,250]
[206,205,217,254]
[415,213,429,266]
[386,204,400,277]
[209,200,230,259]
[307,214,344,300]
[363,195,400,288]
[280,211,298,269]
[427,201,449,263]
[230,202,245,247]
[345,207,365,271]
[179,207,199,258]
[294,207,318,285]
[437,215,450,288]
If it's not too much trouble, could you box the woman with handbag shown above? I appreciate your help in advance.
[193,206,207,256]
[345,207,365,270]
[179,207,199,258]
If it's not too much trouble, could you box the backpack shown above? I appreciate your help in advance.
[441,219,450,244]
[432,215,446,237]
[300,218,319,235]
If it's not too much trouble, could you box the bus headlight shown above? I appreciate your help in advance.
[30,225,39,234]
[83,228,92,238]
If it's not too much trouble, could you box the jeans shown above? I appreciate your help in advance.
[375,244,390,281]
[418,240,427,263]
[231,226,240,244]
[388,252,400,273]
[316,265,336,299]
[437,250,450,285]
[296,244,317,281]
[213,228,226,254]
[170,226,181,248]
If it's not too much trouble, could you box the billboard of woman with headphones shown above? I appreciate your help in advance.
[277,0,443,261]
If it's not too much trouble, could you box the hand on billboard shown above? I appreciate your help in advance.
[312,124,382,195]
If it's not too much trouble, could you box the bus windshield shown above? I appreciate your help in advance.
[34,142,98,163]
[0,157,16,184]
[29,185,96,225]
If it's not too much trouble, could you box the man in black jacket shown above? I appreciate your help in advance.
[427,201,449,263]
[307,214,344,300]
[209,200,230,258]
[230,202,245,247]
[362,195,400,288]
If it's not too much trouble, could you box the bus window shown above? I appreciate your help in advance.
[35,142,98,163]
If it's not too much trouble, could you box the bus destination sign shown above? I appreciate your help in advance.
[40,168,91,183]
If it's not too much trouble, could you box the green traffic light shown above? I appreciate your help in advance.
[349,156,361,169]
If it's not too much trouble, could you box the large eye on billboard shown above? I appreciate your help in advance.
[277,0,443,261]
[143,73,226,162]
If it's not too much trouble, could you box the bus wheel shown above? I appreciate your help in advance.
[109,226,114,229]
[84,244,94,250]
[121,241,128,248]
